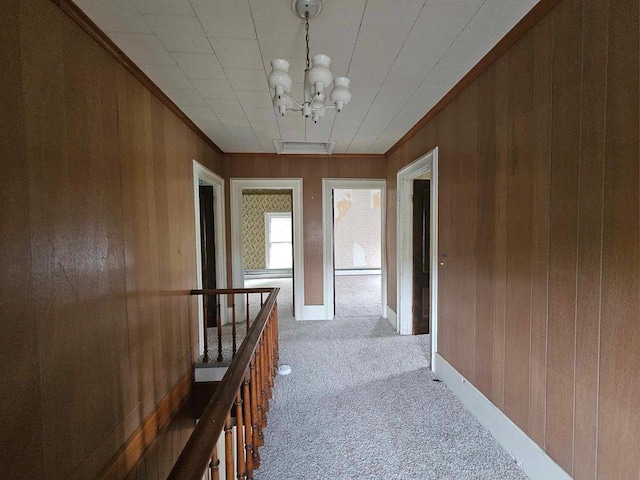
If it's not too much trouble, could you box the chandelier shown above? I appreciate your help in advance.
[267,0,352,124]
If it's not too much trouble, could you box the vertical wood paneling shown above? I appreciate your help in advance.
[504,31,535,432]
[0,2,44,478]
[573,0,609,477]
[457,86,479,382]
[598,0,640,477]
[386,0,639,475]
[491,56,509,410]
[475,65,497,397]
[1,0,224,477]
[546,0,583,471]
[529,13,553,448]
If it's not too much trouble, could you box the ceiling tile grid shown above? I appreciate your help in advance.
[73,0,540,154]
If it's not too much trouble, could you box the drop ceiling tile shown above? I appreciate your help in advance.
[108,32,176,65]
[244,108,278,123]
[190,0,256,39]
[388,36,449,78]
[251,121,281,136]
[440,29,500,66]
[422,63,469,88]
[139,64,193,89]
[217,113,251,128]
[74,0,152,34]
[348,25,412,85]
[236,90,273,109]
[248,0,300,25]
[191,78,235,99]
[225,69,269,91]
[205,97,245,115]
[181,105,219,121]
[279,127,306,141]
[418,1,484,32]
[332,141,350,153]
[363,0,426,26]
[164,88,204,107]
[224,124,256,138]
[172,53,225,79]
[347,136,374,153]
[333,115,364,130]
[209,38,263,69]
[144,15,212,53]
[254,21,306,58]
[277,115,305,130]
[130,0,195,17]
[328,127,359,141]
[467,0,538,33]
[195,117,223,131]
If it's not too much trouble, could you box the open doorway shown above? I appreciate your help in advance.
[397,148,438,368]
[323,179,387,320]
[193,161,227,358]
[230,179,304,320]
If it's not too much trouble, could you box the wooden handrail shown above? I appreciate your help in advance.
[190,288,273,295]
[169,288,279,480]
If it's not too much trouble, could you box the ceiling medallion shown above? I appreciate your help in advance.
[267,0,352,124]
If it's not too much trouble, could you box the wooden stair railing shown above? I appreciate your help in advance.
[169,288,279,480]
[193,288,271,364]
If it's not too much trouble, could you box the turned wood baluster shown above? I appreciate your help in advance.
[232,300,237,356]
[259,337,269,423]
[210,446,220,480]
[245,293,250,334]
[203,294,210,363]
[224,413,234,480]
[242,373,254,479]
[273,306,279,368]
[216,300,224,363]
[235,392,246,480]
[249,358,261,467]
[255,345,266,445]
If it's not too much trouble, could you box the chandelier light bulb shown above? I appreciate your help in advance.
[307,54,333,97]
[330,77,351,112]
[268,59,293,99]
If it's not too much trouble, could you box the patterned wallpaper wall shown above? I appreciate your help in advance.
[242,190,292,270]
[334,189,381,269]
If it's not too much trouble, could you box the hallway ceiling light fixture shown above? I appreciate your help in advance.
[268,0,352,124]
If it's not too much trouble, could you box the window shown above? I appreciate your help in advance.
[265,212,292,269]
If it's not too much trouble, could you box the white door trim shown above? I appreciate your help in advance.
[193,160,227,358]
[322,179,387,320]
[397,147,438,369]
[230,178,304,320]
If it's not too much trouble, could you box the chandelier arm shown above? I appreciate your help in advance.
[282,93,305,110]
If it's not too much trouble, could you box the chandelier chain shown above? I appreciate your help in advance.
[305,12,310,69]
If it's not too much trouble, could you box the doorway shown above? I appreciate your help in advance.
[397,148,438,368]
[193,161,227,357]
[230,179,304,320]
[322,179,387,320]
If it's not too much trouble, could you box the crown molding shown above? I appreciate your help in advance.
[52,0,224,157]
[386,0,564,157]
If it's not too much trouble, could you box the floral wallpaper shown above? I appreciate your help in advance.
[242,190,292,270]
[334,189,381,269]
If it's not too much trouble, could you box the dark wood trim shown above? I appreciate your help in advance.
[97,370,193,480]
[385,0,564,157]
[52,0,224,157]
[223,153,387,160]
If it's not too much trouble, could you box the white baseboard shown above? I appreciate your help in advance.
[433,354,571,480]
[299,304,330,321]
[386,305,397,331]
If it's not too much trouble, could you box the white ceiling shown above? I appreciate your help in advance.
[74,0,539,154]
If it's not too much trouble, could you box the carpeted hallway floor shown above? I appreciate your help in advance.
[246,277,527,480]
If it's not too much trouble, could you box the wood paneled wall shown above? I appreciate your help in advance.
[225,154,385,304]
[385,0,640,477]
[0,1,222,478]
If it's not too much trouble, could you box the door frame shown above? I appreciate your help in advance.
[193,160,227,357]
[322,179,387,320]
[397,148,438,368]
[230,178,304,320]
